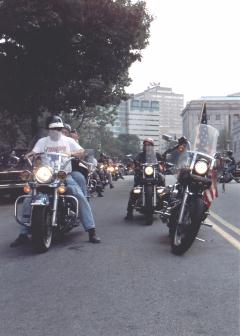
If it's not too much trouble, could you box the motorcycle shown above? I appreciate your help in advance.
[131,146,165,225]
[15,152,79,252]
[159,124,219,255]
[217,156,240,184]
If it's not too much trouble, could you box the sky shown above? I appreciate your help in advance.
[128,0,240,103]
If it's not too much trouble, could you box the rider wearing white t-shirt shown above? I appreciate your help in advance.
[11,116,100,247]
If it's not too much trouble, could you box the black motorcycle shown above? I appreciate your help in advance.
[159,124,219,255]
[15,152,79,253]
[131,147,165,225]
[217,155,240,184]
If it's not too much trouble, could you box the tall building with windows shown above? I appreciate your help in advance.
[232,119,240,160]
[181,95,240,149]
[110,85,184,151]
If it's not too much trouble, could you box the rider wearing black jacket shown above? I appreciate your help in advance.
[124,138,164,220]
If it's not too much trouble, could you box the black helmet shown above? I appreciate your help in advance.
[63,123,72,133]
[178,136,188,145]
[46,115,64,129]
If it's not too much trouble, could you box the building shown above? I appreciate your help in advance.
[110,100,129,136]
[232,119,240,161]
[182,95,240,149]
[110,85,184,152]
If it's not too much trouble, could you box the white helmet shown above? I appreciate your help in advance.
[47,115,64,129]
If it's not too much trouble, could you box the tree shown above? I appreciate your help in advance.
[117,133,140,155]
[0,0,152,143]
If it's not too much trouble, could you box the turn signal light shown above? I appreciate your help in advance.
[58,185,66,194]
[23,184,31,193]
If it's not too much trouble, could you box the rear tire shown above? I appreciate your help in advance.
[145,185,153,225]
[169,197,204,255]
[31,206,53,253]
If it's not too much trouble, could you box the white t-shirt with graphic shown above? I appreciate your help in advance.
[32,134,83,173]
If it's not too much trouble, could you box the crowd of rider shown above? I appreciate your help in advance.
[10,115,239,248]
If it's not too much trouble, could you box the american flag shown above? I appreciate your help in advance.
[199,102,219,208]
[204,169,218,208]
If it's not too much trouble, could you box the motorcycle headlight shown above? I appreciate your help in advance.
[145,166,154,176]
[108,167,114,173]
[194,160,208,175]
[35,166,53,183]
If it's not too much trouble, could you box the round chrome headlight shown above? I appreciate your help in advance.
[35,166,53,183]
[194,160,208,175]
[145,166,154,176]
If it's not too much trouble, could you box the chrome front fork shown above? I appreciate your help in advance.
[177,187,190,225]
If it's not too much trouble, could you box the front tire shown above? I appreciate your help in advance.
[169,197,204,255]
[31,206,53,253]
[145,185,153,225]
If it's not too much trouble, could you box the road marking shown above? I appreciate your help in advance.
[206,218,240,251]
[210,211,240,236]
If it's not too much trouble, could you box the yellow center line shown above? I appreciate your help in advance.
[210,211,240,236]
[206,219,240,251]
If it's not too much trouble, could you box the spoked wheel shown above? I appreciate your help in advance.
[169,198,204,255]
[145,185,153,225]
[31,206,53,253]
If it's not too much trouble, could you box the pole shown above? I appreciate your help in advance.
[227,113,231,150]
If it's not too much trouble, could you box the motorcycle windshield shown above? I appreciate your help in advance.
[145,146,157,164]
[34,153,70,173]
[176,124,219,170]
[190,124,219,157]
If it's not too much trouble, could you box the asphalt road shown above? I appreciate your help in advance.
[0,177,239,336]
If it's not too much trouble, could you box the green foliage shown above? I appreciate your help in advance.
[78,125,140,158]
[117,133,141,155]
[0,0,152,146]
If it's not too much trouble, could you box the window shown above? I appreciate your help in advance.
[151,101,159,111]
[216,114,221,120]
[141,100,150,109]
[131,100,140,109]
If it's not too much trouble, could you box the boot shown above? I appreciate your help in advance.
[10,234,30,247]
[88,228,101,243]
[124,211,133,221]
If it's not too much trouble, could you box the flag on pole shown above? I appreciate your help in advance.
[203,169,218,208]
[201,102,207,124]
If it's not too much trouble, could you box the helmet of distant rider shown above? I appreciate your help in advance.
[46,115,64,129]
[63,123,72,133]
[143,138,154,146]
[178,136,188,145]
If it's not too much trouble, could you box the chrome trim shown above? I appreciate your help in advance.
[177,187,189,225]
[51,188,58,226]
[59,194,79,219]
[0,170,23,174]
[0,183,25,189]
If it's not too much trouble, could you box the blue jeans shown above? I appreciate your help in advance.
[71,171,88,197]
[19,175,95,235]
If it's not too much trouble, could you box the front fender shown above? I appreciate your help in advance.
[31,193,50,206]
